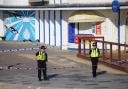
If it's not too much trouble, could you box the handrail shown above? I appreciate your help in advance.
[77,37,128,73]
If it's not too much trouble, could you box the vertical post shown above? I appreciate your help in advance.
[77,23,79,35]
[118,45,121,61]
[118,4,120,47]
[43,11,45,44]
[48,10,51,45]
[54,0,55,4]
[38,10,40,42]
[78,38,81,54]
[77,23,80,55]
[117,5,121,62]
[54,10,56,46]
[102,37,105,60]
[60,10,62,49]
[60,0,62,4]
[83,39,85,55]
[110,44,113,62]
[112,0,121,61]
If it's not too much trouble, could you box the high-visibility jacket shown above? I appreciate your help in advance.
[36,51,46,61]
[90,48,100,57]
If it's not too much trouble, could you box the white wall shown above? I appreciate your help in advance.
[61,10,128,50]
[61,11,68,50]
[125,11,128,45]
[61,0,68,3]
[4,0,29,6]
[68,0,112,4]
[1,0,128,6]
[40,10,54,45]
[98,10,118,43]
[39,10,61,47]
[49,0,62,4]
[102,9,127,44]
[49,0,54,4]
[0,11,4,38]
[0,0,3,5]
[36,9,128,50]
[61,11,74,50]
[55,0,61,4]
[49,0,69,4]
[120,10,128,44]
[49,0,128,5]
[98,10,128,49]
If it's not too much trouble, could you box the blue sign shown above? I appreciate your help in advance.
[68,23,75,43]
[112,0,120,13]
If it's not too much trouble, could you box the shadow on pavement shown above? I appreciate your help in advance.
[48,74,59,80]
[97,71,107,76]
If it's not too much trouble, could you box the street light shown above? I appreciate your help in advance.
[112,0,120,46]
[112,0,121,60]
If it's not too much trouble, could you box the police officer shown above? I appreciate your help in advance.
[89,42,100,78]
[36,45,48,81]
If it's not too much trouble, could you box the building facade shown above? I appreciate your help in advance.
[0,0,128,50]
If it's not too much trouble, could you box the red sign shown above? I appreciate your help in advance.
[96,23,101,35]
[74,36,79,44]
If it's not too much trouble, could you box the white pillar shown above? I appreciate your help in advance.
[55,0,61,4]
[44,11,50,45]
[35,11,39,41]
[61,11,68,50]
[56,11,61,47]
[50,11,55,46]
[0,11,4,40]
[39,11,44,43]
[49,0,54,4]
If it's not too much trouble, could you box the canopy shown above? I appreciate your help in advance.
[68,10,106,23]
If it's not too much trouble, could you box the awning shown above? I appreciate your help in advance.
[68,10,106,23]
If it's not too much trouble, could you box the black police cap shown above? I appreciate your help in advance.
[40,45,47,49]
[92,42,97,46]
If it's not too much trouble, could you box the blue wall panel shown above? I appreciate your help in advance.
[3,11,36,41]
[68,23,75,43]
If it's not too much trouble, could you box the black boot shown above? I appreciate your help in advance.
[38,78,42,81]
[93,71,96,78]
[44,76,48,80]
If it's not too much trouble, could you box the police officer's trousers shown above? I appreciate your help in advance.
[91,57,99,77]
[37,60,47,80]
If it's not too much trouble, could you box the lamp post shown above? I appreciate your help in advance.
[112,0,120,46]
[112,0,121,60]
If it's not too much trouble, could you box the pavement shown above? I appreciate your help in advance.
[0,41,128,89]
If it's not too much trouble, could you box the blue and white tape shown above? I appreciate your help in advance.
[0,47,39,53]
[0,66,75,70]
[0,67,33,70]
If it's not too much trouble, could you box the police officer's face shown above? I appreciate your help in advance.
[92,45,96,48]
[41,48,45,52]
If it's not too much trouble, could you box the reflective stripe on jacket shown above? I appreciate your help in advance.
[90,48,99,57]
[36,52,46,61]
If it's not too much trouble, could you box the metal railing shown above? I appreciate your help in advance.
[77,36,128,73]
